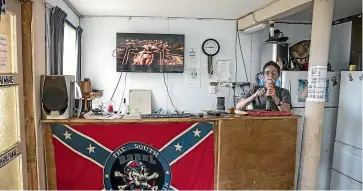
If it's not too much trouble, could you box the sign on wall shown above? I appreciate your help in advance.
[0,148,17,168]
[307,66,328,102]
[0,75,15,85]
[0,34,9,70]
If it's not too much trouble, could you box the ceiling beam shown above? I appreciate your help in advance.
[237,0,313,31]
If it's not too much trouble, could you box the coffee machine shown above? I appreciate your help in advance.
[80,78,102,112]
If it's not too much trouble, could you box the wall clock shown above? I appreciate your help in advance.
[202,39,220,77]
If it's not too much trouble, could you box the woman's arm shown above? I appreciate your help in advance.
[236,94,257,110]
[272,96,291,112]
[236,88,265,110]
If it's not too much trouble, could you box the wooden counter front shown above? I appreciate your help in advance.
[215,117,298,189]
[42,115,298,190]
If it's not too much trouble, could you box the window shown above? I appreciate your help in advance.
[63,21,77,78]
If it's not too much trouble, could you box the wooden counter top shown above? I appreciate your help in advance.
[41,114,299,124]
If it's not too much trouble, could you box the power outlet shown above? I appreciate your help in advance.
[209,85,217,94]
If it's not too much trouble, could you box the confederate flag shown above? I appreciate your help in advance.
[51,122,214,190]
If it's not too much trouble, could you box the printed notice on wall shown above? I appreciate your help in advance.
[186,68,201,87]
[188,48,197,62]
[217,60,231,82]
[0,35,8,70]
[307,65,328,102]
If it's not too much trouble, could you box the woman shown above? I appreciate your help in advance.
[236,61,292,112]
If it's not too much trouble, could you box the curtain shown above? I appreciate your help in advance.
[45,5,52,74]
[0,0,6,15]
[76,26,83,83]
[49,6,67,75]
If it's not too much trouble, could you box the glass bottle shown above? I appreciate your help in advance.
[265,95,273,111]
[265,83,275,111]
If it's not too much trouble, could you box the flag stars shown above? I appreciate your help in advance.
[193,128,201,137]
[105,174,109,178]
[63,131,72,140]
[87,144,95,154]
[174,143,182,151]
[165,171,170,175]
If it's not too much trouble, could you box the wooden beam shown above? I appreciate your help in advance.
[20,0,38,189]
[238,0,313,31]
[43,124,57,190]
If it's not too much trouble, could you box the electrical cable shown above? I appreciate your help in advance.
[237,32,249,83]
[112,49,116,58]
[110,73,123,101]
[227,87,231,108]
[211,98,216,110]
[162,73,180,113]
[252,12,259,23]
[233,31,238,109]
[117,73,128,112]
[234,31,238,82]
[232,85,236,108]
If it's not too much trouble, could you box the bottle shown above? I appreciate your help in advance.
[265,95,273,111]
[123,98,127,115]
[265,83,275,111]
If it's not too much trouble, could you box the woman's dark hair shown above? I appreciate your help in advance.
[263,61,281,76]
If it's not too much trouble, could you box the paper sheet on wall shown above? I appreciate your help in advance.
[307,65,328,102]
[188,48,197,61]
[187,48,200,68]
[0,35,8,70]
[217,60,231,82]
[186,68,201,87]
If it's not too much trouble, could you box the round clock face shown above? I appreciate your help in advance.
[202,39,220,56]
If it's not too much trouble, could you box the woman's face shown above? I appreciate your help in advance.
[264,65,279,85]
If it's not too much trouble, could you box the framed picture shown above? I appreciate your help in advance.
[116,33,185,73]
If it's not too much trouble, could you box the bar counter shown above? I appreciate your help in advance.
[42,115,299,190]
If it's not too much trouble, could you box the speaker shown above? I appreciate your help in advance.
[41,75,81,119]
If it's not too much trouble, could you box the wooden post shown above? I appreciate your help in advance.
[299,0,334,189]
[21,0,38,189]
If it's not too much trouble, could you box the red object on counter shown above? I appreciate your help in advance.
[107,104,113,112]
[247,110,293,116]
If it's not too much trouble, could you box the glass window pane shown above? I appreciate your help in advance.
[63,23,77,77]
[0,155,23,190]
[0,86,19,152]
[0,12,17,73]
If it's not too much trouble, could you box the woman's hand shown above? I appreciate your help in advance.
[253,88,266,98]
[266,85,277,98]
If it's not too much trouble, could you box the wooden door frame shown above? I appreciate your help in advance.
[18,0,38,189]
